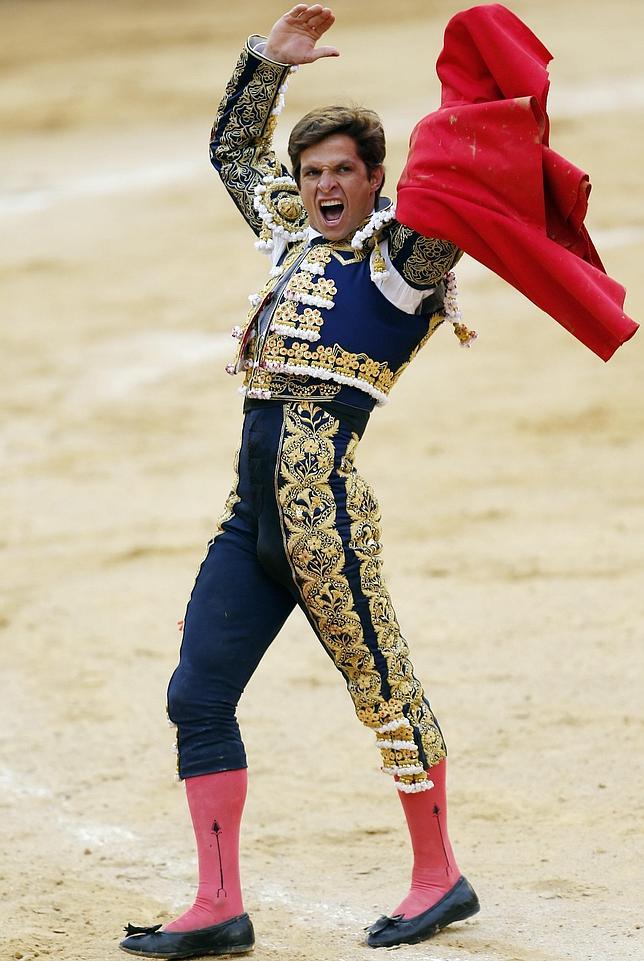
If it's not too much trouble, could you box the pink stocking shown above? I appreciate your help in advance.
[163,768,247,932]
[392,759,461,919]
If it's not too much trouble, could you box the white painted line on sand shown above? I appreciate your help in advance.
[0,766,53,799]
[1,160,201,214]
[65,330,232,403]
[58,817,139,846]
[549,75,644,117]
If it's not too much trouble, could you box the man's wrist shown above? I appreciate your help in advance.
[248,35,292,67]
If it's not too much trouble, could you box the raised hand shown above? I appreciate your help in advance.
[264,4,339,65]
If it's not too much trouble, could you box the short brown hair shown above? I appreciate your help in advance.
[288,105,386,200]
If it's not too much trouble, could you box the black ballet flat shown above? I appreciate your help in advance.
[119,913,255,958]
[365,875,480,948]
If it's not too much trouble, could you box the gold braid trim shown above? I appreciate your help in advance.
[344,460,447,778]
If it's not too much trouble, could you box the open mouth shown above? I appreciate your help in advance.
[319,199,345,226]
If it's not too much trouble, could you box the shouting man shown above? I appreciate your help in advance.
[121,0,637,956]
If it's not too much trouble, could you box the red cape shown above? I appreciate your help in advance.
[396,3,638,361]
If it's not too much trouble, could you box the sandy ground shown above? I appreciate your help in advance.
[2,1,643,960]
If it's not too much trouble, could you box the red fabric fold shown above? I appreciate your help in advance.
[396,3,638,360]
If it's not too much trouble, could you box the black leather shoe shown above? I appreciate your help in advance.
[119,914,255,958]
[365,876,479,948]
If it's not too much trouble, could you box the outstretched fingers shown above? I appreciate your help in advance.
[307,44,340,62]
[291,5,335,35]
[266,4,338,65]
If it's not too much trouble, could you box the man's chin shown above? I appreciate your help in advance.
[320,227,348,241]
[316,218,354,242]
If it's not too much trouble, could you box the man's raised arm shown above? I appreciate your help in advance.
[209,5,338,238]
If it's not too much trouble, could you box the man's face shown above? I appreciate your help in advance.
[298,133,384,242]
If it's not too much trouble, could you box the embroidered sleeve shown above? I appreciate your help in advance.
[209,36,308,245]
[386,222,461,289]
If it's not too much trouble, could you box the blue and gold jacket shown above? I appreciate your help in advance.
[210,37,463,411]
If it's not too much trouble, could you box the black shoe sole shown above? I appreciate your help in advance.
[119,944,254,959]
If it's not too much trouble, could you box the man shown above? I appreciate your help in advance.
[120,4,481,957]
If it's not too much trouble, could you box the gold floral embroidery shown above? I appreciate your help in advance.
[344,459,447,780]
[244,365,341,400]
[211,47,248,138]
[388,222,414,262]
[387,223,460,288]
[277,404,384,728]
[277,404,445,787]
[210,46,308,238]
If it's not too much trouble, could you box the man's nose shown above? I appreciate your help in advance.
[318,169,337,192]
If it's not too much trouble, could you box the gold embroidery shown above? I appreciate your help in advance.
[404,236,459,286]
[256,176,307,248]
[372,240,388,274]
[277,404,444,787]
[234,242,308,371]
[390,311,445,387]
[303,245,333,273]
[388,222,414,261]
[327,241,370,266]
[262,335,396,399]
[344,462,447,778]
[337,434,359,477]
[273,301,324,337]
[210,47,308,237]
[387,223,460,288]
[211,48,249,141]
[244,365,341,400]
[277,404,385,728]
[285,271,337,306]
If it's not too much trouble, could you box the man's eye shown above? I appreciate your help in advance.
[304,170,318,177]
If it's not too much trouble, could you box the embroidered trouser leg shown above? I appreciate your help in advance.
[275,402,446,792]
[168,401,446,791]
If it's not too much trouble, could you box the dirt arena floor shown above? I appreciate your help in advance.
[2,1,643,959]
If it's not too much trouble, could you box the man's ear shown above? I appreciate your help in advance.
[370,165,385,193]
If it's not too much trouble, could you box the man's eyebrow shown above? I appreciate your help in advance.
[301,158,356,172]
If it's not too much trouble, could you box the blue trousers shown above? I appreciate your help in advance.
[167,401,446,791]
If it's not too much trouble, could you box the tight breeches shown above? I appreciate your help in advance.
[167,401,446,793]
